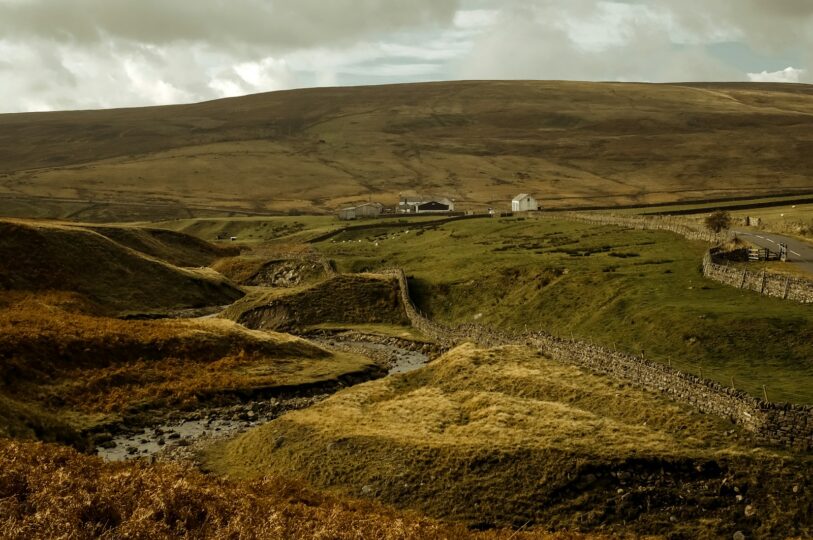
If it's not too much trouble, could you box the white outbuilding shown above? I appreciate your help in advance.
[512,194,538,212]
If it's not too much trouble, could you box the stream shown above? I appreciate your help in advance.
[96,341,429,462]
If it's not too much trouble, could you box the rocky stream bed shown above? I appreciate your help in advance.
[95,339,430,462]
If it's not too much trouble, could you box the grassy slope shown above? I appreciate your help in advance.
[208,345,811,537]
[1,81,813,219]
[0,219,243,314]
[316,216,813,403]
[149,215,451,245]
[86,225,239,267]
[728,202,813,239]
[0,440,579,540]
[0,292,377,442]
[223,274,410,332]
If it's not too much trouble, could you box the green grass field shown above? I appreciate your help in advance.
[312,215,813,403]
[729,202,813,239]
[616,194,813,216]
[150,215,447,245]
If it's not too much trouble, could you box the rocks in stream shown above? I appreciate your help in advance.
[94,335,433,464]
[95,395,330,463]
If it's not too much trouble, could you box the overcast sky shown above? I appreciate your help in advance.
[1,0,811,112]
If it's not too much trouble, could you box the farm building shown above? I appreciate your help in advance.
[338,207,357,220]
[512,194,538,212]
[355,202,383,217]
[337,202,383,221]
[398,196,455,214]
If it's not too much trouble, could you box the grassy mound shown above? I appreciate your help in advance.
[208,345,812,537]
[0,219,243,314]
[224,274,409,332]
[87,225,239,267]
[0,293,379,443]
[212,257,328,287]
[0,440,581,540]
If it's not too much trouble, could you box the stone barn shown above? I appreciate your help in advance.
[512,194,538,212]
[338,202,383,221]
[338,207,357,220]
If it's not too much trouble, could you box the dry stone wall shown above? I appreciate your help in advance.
[703,249,813,304]
[547,211,731,244]
[552,211,813,303]
[377,268,813,452]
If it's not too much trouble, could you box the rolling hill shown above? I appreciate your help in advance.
[0,219,243,314]
[1,81,813,220]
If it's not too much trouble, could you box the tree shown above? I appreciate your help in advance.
[705,210,732,233]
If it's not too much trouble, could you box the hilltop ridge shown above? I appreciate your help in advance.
[1,81,812,220]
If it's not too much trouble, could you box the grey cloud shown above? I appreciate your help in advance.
[0,0,460,49]
[1,0,812,113]
[645,0,813,52]
[453,0,813,83]
[454,1,745,83]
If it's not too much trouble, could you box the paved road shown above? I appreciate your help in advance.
[733,229,813,275]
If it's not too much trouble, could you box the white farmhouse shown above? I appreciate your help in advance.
[512,194,538,212]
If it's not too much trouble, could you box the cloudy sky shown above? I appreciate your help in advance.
[0,0,811,112]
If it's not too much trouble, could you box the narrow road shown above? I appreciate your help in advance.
[733,229,813,275]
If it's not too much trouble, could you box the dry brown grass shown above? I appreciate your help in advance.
[0,439,591,540]
[0,292,376,439]
[0,219,243,314]
[211,256,269,284]
[86,225,239,267]
[208,345,812,537]
[1,81,812,220]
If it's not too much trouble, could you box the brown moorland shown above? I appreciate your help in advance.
[0,219,243,315]
[1,81,812,220]
[0,439,592,540]
[0,291,379,445]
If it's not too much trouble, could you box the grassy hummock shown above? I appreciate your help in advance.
[207,344,811,537]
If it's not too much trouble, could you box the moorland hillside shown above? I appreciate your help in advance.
[0,220,242,314]
[1,81,812,219]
